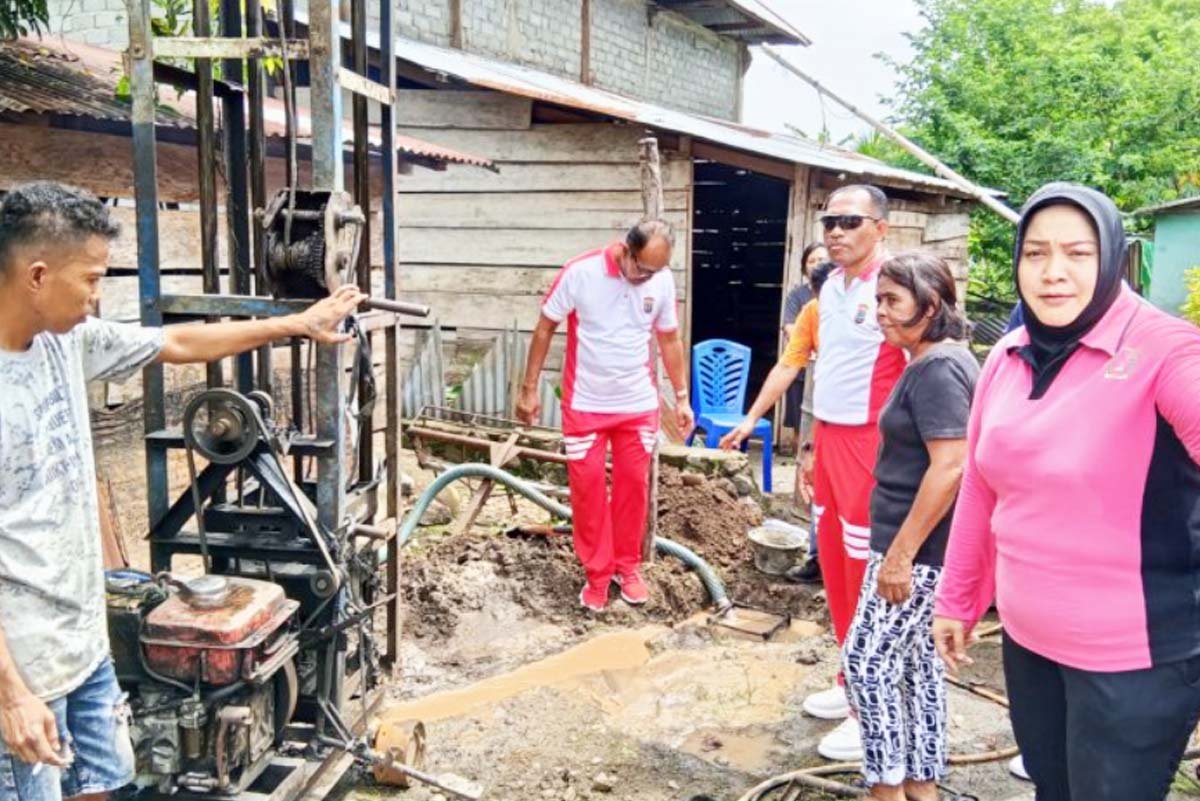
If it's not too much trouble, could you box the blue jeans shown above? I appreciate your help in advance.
[0,659,134,801]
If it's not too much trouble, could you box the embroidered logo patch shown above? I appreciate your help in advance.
[1104,347,1141,380]
[643,297,654,314]
[854,303,869,324]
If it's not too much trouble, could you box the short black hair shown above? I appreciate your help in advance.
[879,251,970,342]
[0,182,119,275]
[827,184,890,220]
[800,242,827,275]
[626,218,675,253]
[809,260,836,297]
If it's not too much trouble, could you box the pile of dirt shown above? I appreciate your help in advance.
[655,465,764,572]
[400,465,827,641]
[399,529,710,639]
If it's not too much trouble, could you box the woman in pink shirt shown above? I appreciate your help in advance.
[933,183,1200,801]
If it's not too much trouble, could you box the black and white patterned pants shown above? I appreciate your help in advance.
[842,551,947,786]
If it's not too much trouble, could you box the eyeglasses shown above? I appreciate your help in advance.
[820,214,881,232]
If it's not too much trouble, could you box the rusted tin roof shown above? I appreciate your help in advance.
[0,40,188,126]
[0,38,494,169]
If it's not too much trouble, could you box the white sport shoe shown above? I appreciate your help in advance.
[802,684,850,719]
[1009,755,1031,781]
[817,717,863,761]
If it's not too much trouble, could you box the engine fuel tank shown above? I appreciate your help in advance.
[141,577,298,686]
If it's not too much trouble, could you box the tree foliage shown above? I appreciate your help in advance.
[869,0,1200,299]
[0,0,49,39]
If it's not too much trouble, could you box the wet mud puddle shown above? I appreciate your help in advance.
[382,619,825,774]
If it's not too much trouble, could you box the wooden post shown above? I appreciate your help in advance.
[639,137,665,562]
[580,0,591,85]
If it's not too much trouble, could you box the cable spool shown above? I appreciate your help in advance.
[265,225,328,299]
[182,389,263,465]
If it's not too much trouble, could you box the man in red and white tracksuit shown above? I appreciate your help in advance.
[800,185,906,761]
[517,220,694,612]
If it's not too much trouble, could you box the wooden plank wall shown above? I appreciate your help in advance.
[387,89,694,378]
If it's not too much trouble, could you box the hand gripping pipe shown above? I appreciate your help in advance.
[390,463,730,611]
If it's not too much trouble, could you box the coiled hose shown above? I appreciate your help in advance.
[390,463,730,611]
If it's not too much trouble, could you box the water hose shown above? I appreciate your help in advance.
[390,463,730,610]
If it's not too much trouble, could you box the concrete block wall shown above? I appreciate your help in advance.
[46,0,129,47]
[47,0,741,120]
[591,0,740,119]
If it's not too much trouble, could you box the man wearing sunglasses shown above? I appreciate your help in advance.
[517,220,693,613]
[720,185,905,761]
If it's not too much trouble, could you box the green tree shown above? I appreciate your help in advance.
[870,0,1200,299]
[0,0,49,39]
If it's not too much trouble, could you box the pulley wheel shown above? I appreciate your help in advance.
[308,570,338,600]
[371,719,426,787]
[182,389,261,465]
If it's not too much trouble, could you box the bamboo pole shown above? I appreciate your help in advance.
[639,137,665,562]
[762,46,1019,225]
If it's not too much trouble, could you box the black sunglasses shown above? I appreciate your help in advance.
[820,214,880,232]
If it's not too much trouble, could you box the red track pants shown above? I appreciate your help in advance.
[563,409,659,586]
[812,420,879,652]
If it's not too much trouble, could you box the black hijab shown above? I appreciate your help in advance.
[1013,182,1128,399]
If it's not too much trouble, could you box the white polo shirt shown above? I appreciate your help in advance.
[812,258,906,426]
[542,245,679,414]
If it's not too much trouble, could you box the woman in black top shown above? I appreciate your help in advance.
[838,252,979,801]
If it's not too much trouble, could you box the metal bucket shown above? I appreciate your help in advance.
[747,522,807,575]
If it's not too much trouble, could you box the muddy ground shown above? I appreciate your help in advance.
[93,415,1200,801]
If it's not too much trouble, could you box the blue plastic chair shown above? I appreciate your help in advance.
[687,338,772,492]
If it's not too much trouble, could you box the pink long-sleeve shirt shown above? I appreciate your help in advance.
[936,287,1200,671]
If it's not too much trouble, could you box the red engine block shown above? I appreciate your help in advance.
[141,577,299,686]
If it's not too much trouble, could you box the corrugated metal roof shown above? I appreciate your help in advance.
[0,38,493,169]
[656,0,811,46]
[389,35,980,199]
[0,40,189,126]
[257,97,495,169]
[1135,195,1200,216]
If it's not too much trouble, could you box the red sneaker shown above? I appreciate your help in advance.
[579,582,609,612]
[613,570,649,605]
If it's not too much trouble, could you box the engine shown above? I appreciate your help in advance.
[107,572,300,795]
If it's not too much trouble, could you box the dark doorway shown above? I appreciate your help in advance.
[690,161,791,413]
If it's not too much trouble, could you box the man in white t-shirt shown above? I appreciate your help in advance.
[0,182,364,801]
[517,221,693,612]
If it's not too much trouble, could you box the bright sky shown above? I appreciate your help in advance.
[741,0,923,144]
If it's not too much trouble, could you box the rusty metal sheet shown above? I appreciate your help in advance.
[0,40,189,126]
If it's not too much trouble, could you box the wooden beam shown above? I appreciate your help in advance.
[691,140,794,182]
[394,191,690,228]
[338,67,392,105]
[396,160,692,193]
[580,0,592,85]
[394,89,532,130]
[449,0,463,48]
[394,123,669,164]
[152,36,309,59]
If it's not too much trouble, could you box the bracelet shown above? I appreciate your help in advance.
[674,388,688,400]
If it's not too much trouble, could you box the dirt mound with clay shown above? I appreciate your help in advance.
[400,466,827,640]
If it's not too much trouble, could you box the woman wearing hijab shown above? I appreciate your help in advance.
[933,183,1200,801]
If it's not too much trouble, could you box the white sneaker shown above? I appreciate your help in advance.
[817,717,863,761]
[1009,755,1031,781]
[802,685,850,719]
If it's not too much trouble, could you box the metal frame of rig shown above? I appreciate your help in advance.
[123,0,417,797]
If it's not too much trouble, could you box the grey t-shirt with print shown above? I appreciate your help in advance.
[0,318,163,699]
